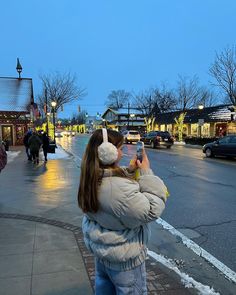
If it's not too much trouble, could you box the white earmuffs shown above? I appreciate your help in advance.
[98,128,118,165]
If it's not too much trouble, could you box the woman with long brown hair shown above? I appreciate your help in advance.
[78,128,168,294]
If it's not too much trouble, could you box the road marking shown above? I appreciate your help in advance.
[156,218,236,284]
[148,250,220,295]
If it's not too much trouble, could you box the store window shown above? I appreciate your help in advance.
[1,125,13,145]
[160,125,165,131]
[202,124,210,137]
[191,124,198,136]
[167,124,173,134]
[16,125,25,145]
[183,125,188,138]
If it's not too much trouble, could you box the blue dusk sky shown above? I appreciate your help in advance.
[0,0,236,118]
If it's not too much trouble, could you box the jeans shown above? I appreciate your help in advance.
[43,148,48,161]
[25,147,31,160]
[95,259,147,295]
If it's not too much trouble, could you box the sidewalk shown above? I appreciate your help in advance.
[0,146,229,294]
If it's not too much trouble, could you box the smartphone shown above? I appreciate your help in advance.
[136,141,144,162]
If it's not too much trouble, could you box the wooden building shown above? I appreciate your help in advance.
[0,77,36,146]
[102,108,146,132]
[100,105,236,138]
[153,104,236,138]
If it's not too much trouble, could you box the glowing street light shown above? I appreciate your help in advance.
[198,104,204,110]
[130,113,135,126]
[198,104,204,138]
[51,101,57,143]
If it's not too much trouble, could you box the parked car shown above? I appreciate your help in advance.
[202,135,236,158]
[64,131,76,137]
[122,130,140,143]
[55,130,63,138]
[140,131,174,149]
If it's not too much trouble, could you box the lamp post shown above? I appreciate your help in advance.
[198,104,204,138]
[45,89,49,135]
[16,58,22,79]
[102,118,106,128]
[130,113,135,126]
[51,101,57,143]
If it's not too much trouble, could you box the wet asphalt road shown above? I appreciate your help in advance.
[57,135,236,272]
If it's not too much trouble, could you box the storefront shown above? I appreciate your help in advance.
[153,104,235,138]
[0,77,36,146]
[0,112,30,145]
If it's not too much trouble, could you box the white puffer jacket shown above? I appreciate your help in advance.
[82,168,168,271]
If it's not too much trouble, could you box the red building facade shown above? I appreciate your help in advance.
[0,77,36,146]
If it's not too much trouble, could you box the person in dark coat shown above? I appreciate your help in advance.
[28,132,42,164]
[42,132,50,162]
[23,130,32,161]
[0,140,7,173]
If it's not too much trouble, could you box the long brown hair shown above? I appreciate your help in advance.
[78,129,124,213]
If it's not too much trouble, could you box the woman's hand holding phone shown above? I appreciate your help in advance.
[136,148,150,170]
[129,142,150,172]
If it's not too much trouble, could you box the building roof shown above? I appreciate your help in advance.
[156,104,233,124]
[0,77,33,112]
[102,107,143,117]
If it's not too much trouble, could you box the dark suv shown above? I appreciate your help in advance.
[140,131,174,149]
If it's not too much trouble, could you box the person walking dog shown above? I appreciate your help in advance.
[78,129,168,294]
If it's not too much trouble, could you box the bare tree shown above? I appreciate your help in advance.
[174,75,202,141]
[210,46,236,105]
[175,75,201,111]
[37,72,86,114]
[196,87,218,107]
[134,85,176,131]
[134,84,176,116]
[105,90,131,109]
[74,111,87,125]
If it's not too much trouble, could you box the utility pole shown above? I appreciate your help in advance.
[127,102,130,128]
[45,89,49,135]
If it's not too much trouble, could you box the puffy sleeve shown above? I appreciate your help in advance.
[116,170,168,228]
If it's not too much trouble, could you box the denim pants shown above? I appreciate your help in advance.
[95,259,147,295]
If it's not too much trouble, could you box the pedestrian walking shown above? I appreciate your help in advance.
[41,132,50,162]
[78,129,168,295]
[23,130,32,161]
[28,132,42,164]
[0,140,7,173]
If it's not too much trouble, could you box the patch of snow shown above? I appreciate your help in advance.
[6,151,21,163]
[174,141,186,145]
[40,145,71,160]
[148,250,220,295]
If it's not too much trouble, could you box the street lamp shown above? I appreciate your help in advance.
[16,58,22,79]
[198,104,204,110]
[198,104,204,138]
[51,101,57,143]
[130,113,135,126]
[102,118,107,128]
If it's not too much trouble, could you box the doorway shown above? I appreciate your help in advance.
[215,123,227,137]
[1,125,13,145]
